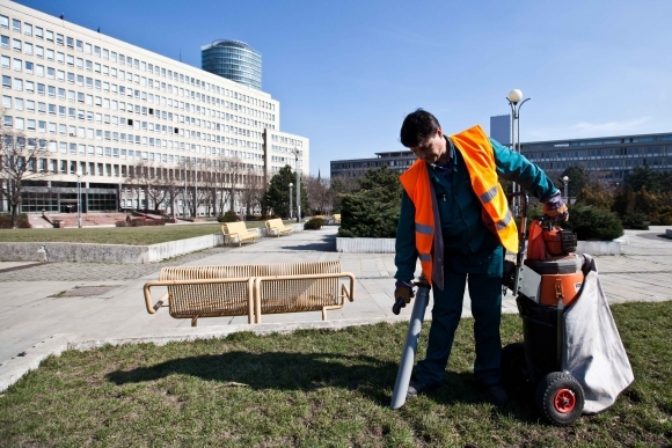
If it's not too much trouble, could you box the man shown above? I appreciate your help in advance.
[394,109,567,406]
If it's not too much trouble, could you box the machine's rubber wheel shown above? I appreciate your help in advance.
[536,371,584,426]
[501,343,527,395]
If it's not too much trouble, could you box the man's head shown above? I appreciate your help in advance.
[400,109,447,164]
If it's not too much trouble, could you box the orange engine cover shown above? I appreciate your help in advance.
[538,272,583,307]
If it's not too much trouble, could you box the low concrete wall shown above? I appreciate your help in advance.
[576,240,621,256]
[336,237,395,253]
[337,237,621,255]
[0,233,225,264]
[145,233,224,262]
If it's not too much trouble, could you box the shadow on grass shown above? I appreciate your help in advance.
[105,350,537,420]
[108,351,394,404]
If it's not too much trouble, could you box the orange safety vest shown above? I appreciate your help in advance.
[399,125,518,284]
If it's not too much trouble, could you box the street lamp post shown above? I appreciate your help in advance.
[562,175,570,203]
[292,148,301,222]
[506,88,532,217]
[194,160,198,218]
[76,169,82,228]
[289,182,293,219]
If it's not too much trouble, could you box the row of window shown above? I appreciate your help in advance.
[21,156,266,182]
[525,146,670,161]
[539,159,671,170]
[3,113,263,157]
[0,52,276,128]
[1,13,274,109]
[2,88,264,144]
[527,134,672,151]
[2,134,266,167]
[20,191,117,213]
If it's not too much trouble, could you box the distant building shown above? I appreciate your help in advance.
[201,40,262,90]
[521,131,672,184]
[330,128,672,186]
[490,114,510,145]
[330,150,414,180]
[0,1,307,215]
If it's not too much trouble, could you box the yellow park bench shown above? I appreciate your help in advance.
[221,222,259,246]
[142,261,356,326]
[265,218,294,237]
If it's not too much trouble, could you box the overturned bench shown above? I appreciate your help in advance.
[142,261,355,326]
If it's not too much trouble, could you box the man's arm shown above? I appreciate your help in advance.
[491,138,559,201]
[394,191,418,283]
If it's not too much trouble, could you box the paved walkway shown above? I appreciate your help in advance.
[1,226,671,391]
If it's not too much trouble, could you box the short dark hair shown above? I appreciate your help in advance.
[400,109,441,148]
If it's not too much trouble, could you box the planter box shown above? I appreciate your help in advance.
[336,237,395,253]
[0,233,224,264]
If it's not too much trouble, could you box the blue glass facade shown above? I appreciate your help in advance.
[201,40,262,89]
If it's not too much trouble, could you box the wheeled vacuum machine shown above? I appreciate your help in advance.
[502,197,634,425]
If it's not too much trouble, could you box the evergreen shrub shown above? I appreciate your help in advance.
[304,217,324,230]
[565,205,623,241]
[338,168,401,238]
[621,213,650,230]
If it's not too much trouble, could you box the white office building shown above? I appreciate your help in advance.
[0,0,308,216]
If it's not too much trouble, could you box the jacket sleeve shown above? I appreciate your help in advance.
[491,138,559,201]
[394,190,418,283]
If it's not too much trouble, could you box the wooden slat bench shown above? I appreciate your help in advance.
[265,218,294,237]
[142,261,355,326]
[221,222,259,246]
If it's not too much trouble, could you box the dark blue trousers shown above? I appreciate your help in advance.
[415,269,503,386]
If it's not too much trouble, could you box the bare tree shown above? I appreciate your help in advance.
[125,161,148,212]
[192,158,210,217]
[145,167,169,213]
[0,117,47,228]
[306,174,332,215]
[241,165,264,218]
[176,156,209,218]
[163,168,180,220]
[207,158,227,217]
[329,175,357,212]
[223,157,244,213]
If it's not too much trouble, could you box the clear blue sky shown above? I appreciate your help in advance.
[15,0,672,177]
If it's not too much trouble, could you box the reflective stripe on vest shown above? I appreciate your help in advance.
[450,125,519,253]
[399,160,435,283]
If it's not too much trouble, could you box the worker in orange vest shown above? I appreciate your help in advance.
[394,109,567,406]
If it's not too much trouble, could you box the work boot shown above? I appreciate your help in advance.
[485,383,509,407]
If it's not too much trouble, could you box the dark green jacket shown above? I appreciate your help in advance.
[394,137,558,283]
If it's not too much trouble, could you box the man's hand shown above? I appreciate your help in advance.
[543,192,569,222]
[394,280,414,304]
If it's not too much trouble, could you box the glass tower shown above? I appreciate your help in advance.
[201,40,262,89]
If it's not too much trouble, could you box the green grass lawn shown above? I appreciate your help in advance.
[1,302,670,447]
[0,221,267,245]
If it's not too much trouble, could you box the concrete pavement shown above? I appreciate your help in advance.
[1,225,671,391]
